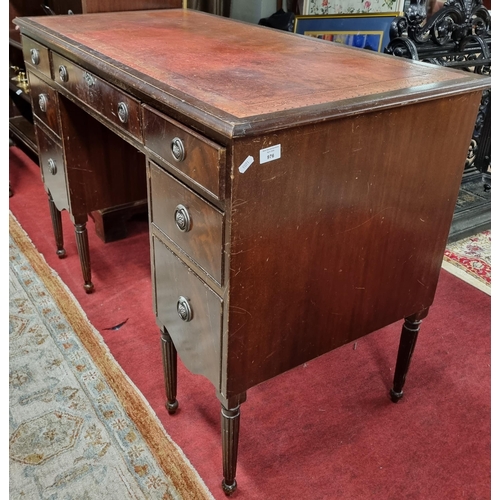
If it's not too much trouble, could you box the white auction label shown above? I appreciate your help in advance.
[260,144,281,164]
[238,155,254,173]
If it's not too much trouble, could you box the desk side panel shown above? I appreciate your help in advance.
[223,91,483,397]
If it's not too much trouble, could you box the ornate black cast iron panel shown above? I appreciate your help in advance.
[385,0,491,178]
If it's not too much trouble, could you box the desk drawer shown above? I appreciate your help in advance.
[29,72,60,137]
[51,53,142,142]
[149,161,224,285]
[153,236,222,388]
[22,36,51,78]
[35,123,69,212]
[143,106,225,200]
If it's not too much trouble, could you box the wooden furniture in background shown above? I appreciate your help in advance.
[8,0,181,237]
[15,9,489,494]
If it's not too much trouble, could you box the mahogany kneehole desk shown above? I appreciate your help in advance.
[16,9,489,495]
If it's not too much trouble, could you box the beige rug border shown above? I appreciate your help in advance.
[9,212,215,500]
[442,258,491,296]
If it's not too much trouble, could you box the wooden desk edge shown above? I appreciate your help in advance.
[15,16,491,142]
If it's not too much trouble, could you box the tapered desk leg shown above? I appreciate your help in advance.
[221,403,241,495]
[47,193,66,258]
[74,220,94,293]
[390,309,429,402]
[161,328,178,414]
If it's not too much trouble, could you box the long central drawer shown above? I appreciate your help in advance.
[51,52,142,142]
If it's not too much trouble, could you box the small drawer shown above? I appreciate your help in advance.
[51,52,142,142]
[35,123,69,212]
[153,235,222,388]
[149,161,224,285]
[22,36,51,78]
[143,105,225,200]
[28,72,60,137]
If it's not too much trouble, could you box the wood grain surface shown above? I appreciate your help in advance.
[222,90,483,396]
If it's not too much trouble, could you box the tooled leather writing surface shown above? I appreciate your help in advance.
[19,9,477,120]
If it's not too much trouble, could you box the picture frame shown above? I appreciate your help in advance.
[303,0,407,15]
[293,12,401,53]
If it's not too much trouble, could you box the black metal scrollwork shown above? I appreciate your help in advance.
[385,0,491,175]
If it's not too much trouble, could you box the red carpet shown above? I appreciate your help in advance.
[9,146,491,499]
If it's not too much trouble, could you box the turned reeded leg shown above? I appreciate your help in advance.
[48,193,66,258]
[390,309,429,403]
[221,404,241,495]
[74,221,94,293]
[160,328,178,414]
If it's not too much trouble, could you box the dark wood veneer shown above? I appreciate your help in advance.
[35,122,68,212]
[149,161,225,285]
[15,9,490,494]
[224,92,482,396]
[144,105,226,199]
[29,72,60,137]
[51,52,143,142]
[153,235,222,389]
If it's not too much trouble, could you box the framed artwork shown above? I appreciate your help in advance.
[303,0,407,15]
[293,12,400,52]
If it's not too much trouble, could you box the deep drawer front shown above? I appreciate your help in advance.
[153,236,222,388]
[149,161,224,284]
[35,123,69,212]
[143,106,225,200]
[22,36,51,78]
[51,52,142,141]
[29,72,60,137]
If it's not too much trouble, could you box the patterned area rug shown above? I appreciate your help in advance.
[442,230,491,295]
[9,213,214,500]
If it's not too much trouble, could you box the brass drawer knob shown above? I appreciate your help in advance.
[30,48,40,66]
[171,137,185,162]
[174,204,191,232]
[38,93,48,113]
[117,102,129,123]
[58,65,68,82]
[177,296,193,322]
[48,158,57,175]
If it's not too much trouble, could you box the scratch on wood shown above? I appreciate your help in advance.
[339,206,393,234]
[232,199,249,209]
[232,246,256,255]
[262,174,282,182]
[229,306,253,318]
